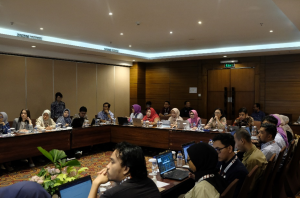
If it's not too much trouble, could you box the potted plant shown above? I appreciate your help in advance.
[30,147,88,196]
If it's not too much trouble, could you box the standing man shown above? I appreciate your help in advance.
[180,101,193,118]
[251,103,265,122]
[51,92,65,119]
[98,102,114,123]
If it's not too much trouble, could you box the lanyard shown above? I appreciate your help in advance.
[120,176,131,185]
[197,174,215,183]
[219,155,237,178]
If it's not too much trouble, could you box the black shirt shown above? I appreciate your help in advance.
[217,155,248,198]
[101,177,161,198]
[180,107,193,118]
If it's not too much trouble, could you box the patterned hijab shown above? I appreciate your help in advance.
[0,112,8,124]
[63,109,72,124]
[271,114,289,147]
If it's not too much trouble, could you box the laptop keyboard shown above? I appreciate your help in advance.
[164,169,189,179]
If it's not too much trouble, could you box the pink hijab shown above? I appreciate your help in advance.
[271,114,289,147]
[188,110,201,125]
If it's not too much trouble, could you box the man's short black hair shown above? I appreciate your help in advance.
[146,101,152,106]
[213,133,235,151]
[103,102,111,108]
[55,92,63,100]
[165,101,170,105]
[114,142,148,179]
[262,115,278,126]
[235,128,251,143]
[184,101,190,105]
[261,123,277,139]
[79,106,87,112]
[239,107,248,114]
[255,103,261,109]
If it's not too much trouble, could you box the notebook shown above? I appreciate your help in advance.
[58,175,92,198]
[181,141,196,168]
[156,151,189,181]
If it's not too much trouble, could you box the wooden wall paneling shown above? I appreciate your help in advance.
[234,92,255,118]
[130,83,137,99]
[130,63,138,84]
[255,75,260,102]
[146,83,170,99]
[171,99,199,114]
[265,82,300,101]
[265,62,300,82]
[27,58,53,120]
[265,101,300,121]
[54,60,77,116]
[230,68,255,91]
[114,66,130,118]
[265,54,300,63]
[77,63,97,121]
[207,69,231,91]
[202,75,208,118]
[97,65,115,115]
[0,55,26,121]
[145,63,169,84]
[170,83,198,100]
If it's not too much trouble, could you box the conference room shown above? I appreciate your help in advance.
[1,1,300,198]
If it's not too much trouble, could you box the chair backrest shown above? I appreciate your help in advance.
[220,179,239,198]
[287,139,300,175]
[264,146,286,198]
[237,165,259,198]
[254,121,261,129]
[256,154,276,198]
[201,118,207,125]
[227,120,232,125]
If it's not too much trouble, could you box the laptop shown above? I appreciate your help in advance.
[181,141,196,168]
[133,118,142,127]
[58,175,92,198]
[230,126,251,135]
[118,117,129,126]
[177,120,190,130]
[71,118,84,128]
[156,151,189,181]
[161,120,171,128]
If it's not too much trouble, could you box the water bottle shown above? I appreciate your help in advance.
[7,129,11,136]
[55,124,58,130]
[177,151,183,167]
[197,123,201,132]
[112,118,116,125]
[143,121,146,127]
[225,124,228,133]
[252,126,257,136]
[208,139,213,147]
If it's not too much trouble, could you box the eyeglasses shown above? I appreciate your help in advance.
[214,146,228,153]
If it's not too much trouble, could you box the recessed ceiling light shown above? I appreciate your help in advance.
[223,56,227,57]
[32,46,36,48]
[109,12,113,15]
[270,30,273,33]
[129,45,131,47]
[40,27,43,30]
[198,21,202,24]
[120,33,123,35]
[170,31,173,34]
[133,60,135,61]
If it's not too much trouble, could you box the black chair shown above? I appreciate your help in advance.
[237,165,258,198]
[220,179,239,198]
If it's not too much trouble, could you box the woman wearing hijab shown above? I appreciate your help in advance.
[280,115,294,137]
[0,112,10,134]
[129,104,143,121]
[168,108,183,128]
[205,108,227,130]
[271,114,289,148]
[188,110,201,130]
[36,110,56,130]
[142,108,160,125]
[0,181,51,198]
[56,109,72,127]
[12,109,33,132]
[183,142,228,198]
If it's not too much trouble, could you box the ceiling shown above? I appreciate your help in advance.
[0,0,300,63]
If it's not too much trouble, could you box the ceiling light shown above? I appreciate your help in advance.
[32,46,36,48]
[170,31,173,34]
[120,33,123,35]
[198,21,202,24]
[109,12,113,15]
[270,30,273,33]
[40,27,43,30]
[133,60,135,61]
[223,56,227,57]
[129,45,131,47]
[220,60,238,63]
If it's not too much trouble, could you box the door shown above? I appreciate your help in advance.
[207,68,255,120]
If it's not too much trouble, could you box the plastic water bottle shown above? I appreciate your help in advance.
[177,151,183,167]
[251,126,257,136]
[196,123,201,131]
[7,129,11,136]
[225,124,228,133]
[208,139,214,147]
[112,118,116,125]
[34,126,37,133]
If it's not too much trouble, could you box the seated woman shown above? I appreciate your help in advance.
[272,114,289,148]
[182,142,228,198]
[142,108,160,125]
[129,104,143,121]
[280,115,294,140]
[56,109,72,127]
[205,108,227,130]
[168,108,183,128]
[0,112,10,134]
[233,107,254,128]
[188,110,201,130]
[12,109,33,132]
[36,110,56,130]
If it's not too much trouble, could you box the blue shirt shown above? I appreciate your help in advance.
[251,111,265,121]
[0,122,11,134]
[97,110,114,121]
[51,101,65,119]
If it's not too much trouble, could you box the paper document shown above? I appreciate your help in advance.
[156,181,169,188]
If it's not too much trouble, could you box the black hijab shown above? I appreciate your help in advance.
[187,142,228,194]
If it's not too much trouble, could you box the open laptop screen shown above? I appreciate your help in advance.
[182,142,195,163]
[157,151,175,174]
[59,176,92,198]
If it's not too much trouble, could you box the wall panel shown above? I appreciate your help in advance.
[115,66,130,117]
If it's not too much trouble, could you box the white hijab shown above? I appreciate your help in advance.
[0,112,8,124]
[41,110,51,127]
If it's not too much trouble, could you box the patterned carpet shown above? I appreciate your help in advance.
[0,150,154,188]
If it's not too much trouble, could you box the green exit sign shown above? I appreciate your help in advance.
[225,63,235,68]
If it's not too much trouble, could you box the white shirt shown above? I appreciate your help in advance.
[261,140,281,161]
[275,133,286,149]
[129,113,143,120]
